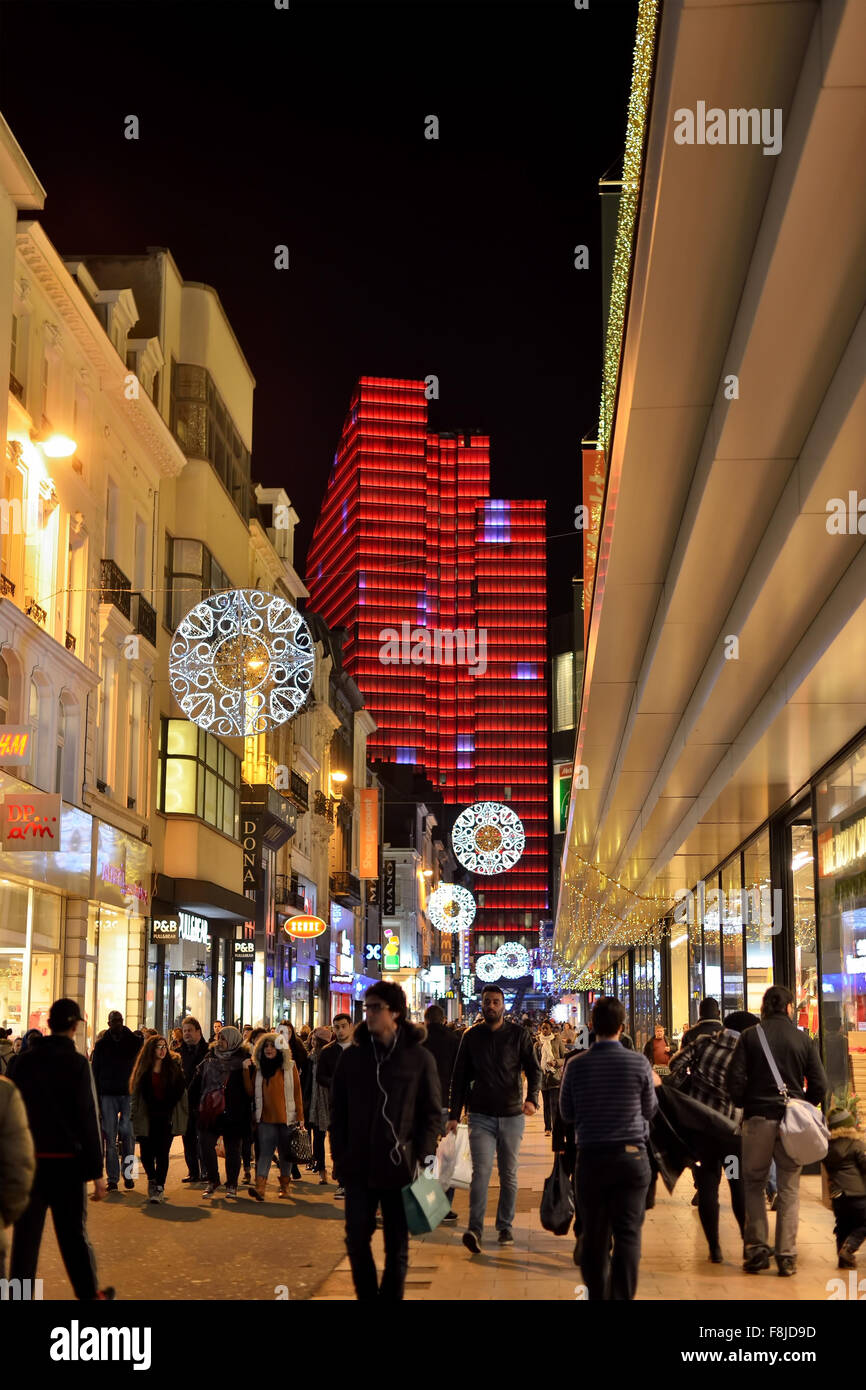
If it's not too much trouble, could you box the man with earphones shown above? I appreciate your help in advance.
[447,983,542,1253]
[329,981,441,1300]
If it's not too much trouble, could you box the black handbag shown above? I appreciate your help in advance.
[288,1124,313,1163]
[540,1155,575,1236]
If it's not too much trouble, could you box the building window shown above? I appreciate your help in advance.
[0,655,8,724]
[170,363,251,521]
[163,536,231,630]
[157,717,240,839]
[553,651,575,732]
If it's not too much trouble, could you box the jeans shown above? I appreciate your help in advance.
[139,1121,172,1188]
[99,1094,134,1184]
[742,1115,801,1258]
[576,1142,651,1300]
[467,1112,525,1236]
[182,1116,205,1180]
[257,1122,295,1180]
[694,1136,746,1252]
[344,1184,409,1300]
[200,1127,242,1187]
[11,1159,99,1299]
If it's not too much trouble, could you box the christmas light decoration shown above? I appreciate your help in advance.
[169,589,314,737]
[475,941,532,983]
[427,883,476,934]
[451,802,525,876]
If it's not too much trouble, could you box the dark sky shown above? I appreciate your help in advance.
[0,0,637,608]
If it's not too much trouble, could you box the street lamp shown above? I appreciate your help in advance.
[30,429,77,459]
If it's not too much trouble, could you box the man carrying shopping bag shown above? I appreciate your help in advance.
[330,982,441,1300]
[447,984,541,1253]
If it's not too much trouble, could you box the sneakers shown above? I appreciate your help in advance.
[202,1183,217,1199]
[462,1229,482,1255]
[157,1186,167,1204]
[181,1176,197,1184]
[497,1229,515,1245]
[148,1183,160,1204]
[334,1186,345,1199]
[743,1250,771,1274]
[123,1178,135,1191]
[776,1256,796,1277]
[442,1210,458,1223]
[225,1184,238,1198]
[242,1169,251,1185]
[106,1181,119,1192]
[95,1288,116,1301]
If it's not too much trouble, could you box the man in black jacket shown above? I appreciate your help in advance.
[447,984,541,1253]
[330,982,441,1301]
[178,1016,209,1183]
[317,1014,354,1195]
[90,1010,140,1191]
[423,1003,461,1219]
[681,997,723,1050]
[727,984,827,1277]
[10,998,113,1300]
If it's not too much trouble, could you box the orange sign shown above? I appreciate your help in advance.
[2,793,62,850]
[0,727,30,762]
[582,447,606,646]
[358,788,379,879]
[283,914,327,940]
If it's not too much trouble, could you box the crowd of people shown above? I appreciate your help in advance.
[0,980,863,1303]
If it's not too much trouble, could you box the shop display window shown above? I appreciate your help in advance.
[722,857,745,1015]
[743,831,774,1015]
[790,820,818,1041]
[95,907,129,1026]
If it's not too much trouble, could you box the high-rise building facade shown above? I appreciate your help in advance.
[306,377,548,971]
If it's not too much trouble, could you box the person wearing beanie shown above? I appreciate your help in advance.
[823,1107,866,1269]
[9,998,114,1300]
[188,1024,252,1198]
[242,1032,304,1200]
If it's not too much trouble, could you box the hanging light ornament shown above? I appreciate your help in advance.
[169,589,314,737]
[475,953,502,983]
[427,883,476,934]
[451,802,525,876]
[474,942,532,984]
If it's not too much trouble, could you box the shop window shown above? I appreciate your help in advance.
[157,717,240,838]
[56,694,79,803]
[816,737,866,1105]
[95,907,129,1025]
[790,820,818,1042]
[703,873,722,1005]
[743,830,774,1016]
[163,536,232,630]
[722,857,745,1015]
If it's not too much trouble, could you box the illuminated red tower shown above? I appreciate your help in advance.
[306,377,548,970]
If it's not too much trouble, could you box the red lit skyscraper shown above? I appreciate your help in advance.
[306,377,548,970]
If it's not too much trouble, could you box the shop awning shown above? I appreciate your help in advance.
[154,874,254,923]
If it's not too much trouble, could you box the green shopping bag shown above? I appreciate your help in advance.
[402,1172,451,1234]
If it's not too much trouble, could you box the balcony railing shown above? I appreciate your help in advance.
[25,597,47,627]
[314,790,335,821]
[331,870,362,905]
[131,592,157,647]
[9,371,24,403]
[100,559,132,620]
[289,769,309,812]
[274,874,306,913]
[65,631,76,654]
[0,573,15,597]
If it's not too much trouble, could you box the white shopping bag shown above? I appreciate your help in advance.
[437,1123,472,1190]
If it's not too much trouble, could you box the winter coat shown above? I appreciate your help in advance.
[727,1014,827,1120]
[422,1021,461,1106]
[450,1020,541,1119]
[9,1034,103,1180]
[0,1039,13,1075]
[536,1032,567,1090]
[682,1019,723,1050]
[308,1050,331,1132]
[823,1129,866,1199]
[130,1058,189,1139]
[330,1021,442,1189]
[316,1039,350,1094]
[176,1036,209,1087]
[91,1026,142,1096]
[189,1041,252,1137]
[243,1034,304,1125]
[0,1075,35,1268]
[650,1081,741,1191]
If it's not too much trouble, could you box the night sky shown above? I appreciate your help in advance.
[0,0,637,609]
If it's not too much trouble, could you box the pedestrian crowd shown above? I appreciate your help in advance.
[0,980,862,1303]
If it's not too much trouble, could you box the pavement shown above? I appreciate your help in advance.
[29,1114,850,1301]
[312,1112,849,1301]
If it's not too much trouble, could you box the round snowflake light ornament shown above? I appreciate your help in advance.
[451,802,525,876]
[475,953,501,983]
[169,589,314,737]
[497,943,531,979]
[427,883,476,934]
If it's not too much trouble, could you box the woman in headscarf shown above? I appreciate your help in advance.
[189,1024,252,1199]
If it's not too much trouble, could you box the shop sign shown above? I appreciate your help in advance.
[0,726,31,763]
[383,859,396,916]
[553,762,573,836]
[820,814,866,876]
[179,911,209,944]
[150,916,180,944]
[242,814,262,890]
[96,822,150,905]
[358,788,379,878]
[331,972,354,987]
[2,793,61,850]
[336,928,353,974]
[366,877,380,905]
[234,939,255,959]
[383,927,400,971]
[284,914,327,940]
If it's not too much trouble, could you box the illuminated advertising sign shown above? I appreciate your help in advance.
[2,793,61,851]
[150,917,180,944]
[233,939,255,959]
[383,928,400,971]
[284,914,327,940]
[553,761,573,836]
[358,788,379,878]
[0,727,31,763]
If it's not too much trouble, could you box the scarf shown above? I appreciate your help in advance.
[539,1034,557,1074]
[201,1030,245,1096]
